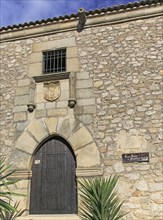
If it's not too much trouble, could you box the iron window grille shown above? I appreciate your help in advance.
[43,49,66,74]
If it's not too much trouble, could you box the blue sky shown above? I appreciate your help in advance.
[0,0,140,27]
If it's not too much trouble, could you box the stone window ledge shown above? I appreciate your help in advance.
[33,72,70,83]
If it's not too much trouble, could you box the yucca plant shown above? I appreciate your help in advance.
[0,201,26,220]
[78,176,127,220]
[0,158,19,212]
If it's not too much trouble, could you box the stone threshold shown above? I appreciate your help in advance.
[16,214,80,220]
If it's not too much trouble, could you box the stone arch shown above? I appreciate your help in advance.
[14,116,102,177]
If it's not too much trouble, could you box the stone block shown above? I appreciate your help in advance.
[60,80,69,91]
[16,180,29,189]
[77,98,95,106]
[27,120,48,142]
[67,47,78,58]
[83,106,96,114]
[149,182,163,192]
[47,108,67,117]
[44,117,58,134]
[45,102,56,109]
[94,80,104,88]
[76,72,90,80]
[57,117,79,139]
[76,88,93,99]
[69,127,93,150]
[30,52,42,63]
[135,180,148,191]
[36,103,45,110]
[76,142,100,167]
[14,112,27,122]
[113,162,125,173]
[18,79,31,87]
[77,115,93,124]
[117,180,131,195]
[16,122,29,131]
[36,110,46,118]
[57,101,68,108]
[76,79,93,89]
[36,83,43,93]
[67,58,79,72]
[74,106,83,115]
[35,93,44,103]
[28,62,42,77]
[15,132,37,154]
[14,95,30,105]
[59,91,69,101]
[13,105,27,113]
[16,86,30,96]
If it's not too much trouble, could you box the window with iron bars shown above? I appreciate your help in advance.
[43,49,66,74]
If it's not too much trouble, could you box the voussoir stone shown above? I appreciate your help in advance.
[76,142,100,167]
[26,120,48,142]
[44,117,58,134]
[69,127,93,150]
[15,132,37,154]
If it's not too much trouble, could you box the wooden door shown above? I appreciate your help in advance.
[30,137,77,214]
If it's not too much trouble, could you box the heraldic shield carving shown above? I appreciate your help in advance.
[44,81,61,101]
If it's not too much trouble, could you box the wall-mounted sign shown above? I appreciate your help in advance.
[122,152,149,163]
[35,160,40,165]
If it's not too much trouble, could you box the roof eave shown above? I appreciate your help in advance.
[0,4,163,42]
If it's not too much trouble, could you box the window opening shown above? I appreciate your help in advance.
[43,49,66,74]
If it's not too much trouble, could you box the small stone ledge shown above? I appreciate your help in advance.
[33,72,70,83]
[76,167,103,177]
[9,170,32,180]
[16,214,80,220]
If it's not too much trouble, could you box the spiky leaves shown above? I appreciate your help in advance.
[78,176,126,220]
[0,201,26,220]
[0,158,18,212]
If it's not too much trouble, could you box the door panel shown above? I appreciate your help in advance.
[30,137,77,214]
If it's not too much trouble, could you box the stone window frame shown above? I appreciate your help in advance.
[28,37,79,79]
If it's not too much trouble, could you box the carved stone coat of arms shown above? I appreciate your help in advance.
[44,81,60,101]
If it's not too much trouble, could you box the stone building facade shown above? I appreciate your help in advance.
[0,1,162,220]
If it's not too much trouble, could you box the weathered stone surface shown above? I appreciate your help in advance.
[57,117,79,139]
[47,108,67,116]
[76,88,93,99]
[76,79,93,89]
[15,132,37,154]
[77,98,95,106]
[135,180,149,191]
[14,112,27,122]
[69,127,93,150]
[0,10,162,220]
[76,142,100,167]
[116,130,148,151]
[76,72,90,80]
[16,87,30,96]
[18,79,31,87]
[44,117,58,134]
[14,95,30,105]
[27,120,48,142]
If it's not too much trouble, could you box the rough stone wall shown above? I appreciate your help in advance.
[0,15,162,220]
[75,16,163,219]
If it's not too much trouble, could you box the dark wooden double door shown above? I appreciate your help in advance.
[30,137,77,214]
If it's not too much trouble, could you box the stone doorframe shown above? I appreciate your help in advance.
[13,116,103,212]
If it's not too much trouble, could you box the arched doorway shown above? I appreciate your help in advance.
[30,136,77,214]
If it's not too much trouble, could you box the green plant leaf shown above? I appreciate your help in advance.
[78,176,127,220]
